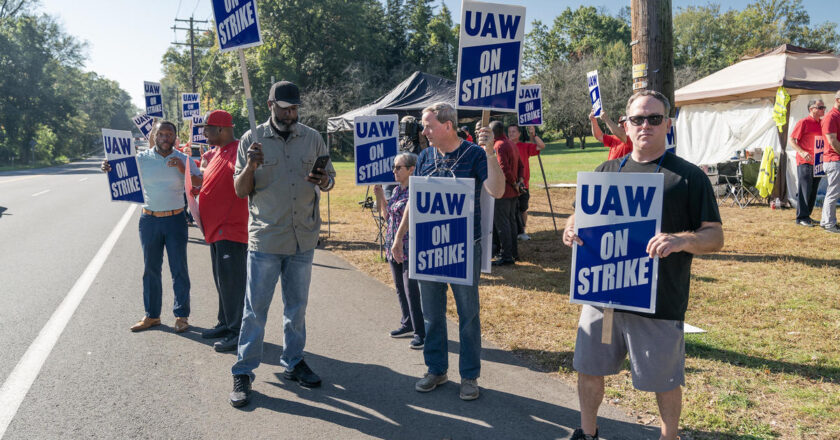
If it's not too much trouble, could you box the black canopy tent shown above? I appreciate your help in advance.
[327,71,512,134]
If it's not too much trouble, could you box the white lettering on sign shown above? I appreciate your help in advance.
[115,161,128,178]
[599,229,628,260]
[111,177,141,198]
[463,11,521,40]
[357,156,394,181]
[576,256,651,295]
[224,0,240,13]
[479,48,501,73]
[217,1,256,45]
[417,243,466,271]
[431,224,450,246]
[368,143,384,161]
[460,70,516,102]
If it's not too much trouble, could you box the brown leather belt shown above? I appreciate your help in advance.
[142,208,184,217]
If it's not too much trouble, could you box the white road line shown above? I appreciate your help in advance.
[30,190,50,197]
[0,204,136,438]
[0,176,37,185]
[78,177,88,182]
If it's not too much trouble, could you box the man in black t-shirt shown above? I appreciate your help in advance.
[562,91,724,440]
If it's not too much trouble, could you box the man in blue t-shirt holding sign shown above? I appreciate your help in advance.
[562,91,723,440]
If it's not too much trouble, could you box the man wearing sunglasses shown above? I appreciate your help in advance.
[790,100,826,227]
[563,91,723,440]
[820,91,840,233]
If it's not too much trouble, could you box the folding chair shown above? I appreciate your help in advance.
[715,161,741,207]
[737,160,763,208]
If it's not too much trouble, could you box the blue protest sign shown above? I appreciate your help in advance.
[570,172,664,313]
[181,93,200,120]
[517,84,542,126]
[102,128,144,204]
[132,113,155,140]
[144,81,163,118]
[587,70,602,117]
[666,118,676,154]
[409,176,475,286]
[191,115,207,146]
[354,115,398,185]
[456,0,526,111]
[815,136,826,176]
[211,0,262,53]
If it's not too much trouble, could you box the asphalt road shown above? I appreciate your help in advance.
[0,158,657,439]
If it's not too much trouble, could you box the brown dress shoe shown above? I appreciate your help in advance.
[174,317,190,333]
[130,317,161,332]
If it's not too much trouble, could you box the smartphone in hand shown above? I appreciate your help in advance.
[311,155,330,174]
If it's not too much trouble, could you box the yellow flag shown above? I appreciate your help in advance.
[772,87,790,132]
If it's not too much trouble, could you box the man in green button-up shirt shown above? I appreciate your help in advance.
[229,81,336,407]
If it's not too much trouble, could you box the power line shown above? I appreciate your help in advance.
[191,0,201,16]
[175,0,183,18]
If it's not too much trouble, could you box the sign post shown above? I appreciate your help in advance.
[144,81,163,118]
[354,115,399,186]
[409,176,475,286]
[101,129,144,204]
[210,0,263,135]
[570,172,664,343]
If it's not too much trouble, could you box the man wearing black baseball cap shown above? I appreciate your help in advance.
[229,80,336,407]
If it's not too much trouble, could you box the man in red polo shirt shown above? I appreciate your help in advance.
[196,110,250,350]
[821,91,840,233]
[490,120,524,265]
[507,124,545,240]
[589,109,633,160]
[790,99,826,226]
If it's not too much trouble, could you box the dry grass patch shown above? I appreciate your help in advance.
[319,160,840,439]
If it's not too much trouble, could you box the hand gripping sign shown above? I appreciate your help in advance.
[102,128,144,204]
[570,172,663,314]
[211,0,263,53]
[144,81,163,118]
[587,70,602,117]
[456,0,526,111]
[409,176,475,286]
[132,114,155,140]
[516,84,542,126]
[354,115,398,185]
[182,93,201,120]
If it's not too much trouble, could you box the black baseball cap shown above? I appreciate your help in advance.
[269,80,301,107]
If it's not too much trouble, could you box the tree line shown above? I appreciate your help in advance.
[1,0,838,167]
[0,0,136,166]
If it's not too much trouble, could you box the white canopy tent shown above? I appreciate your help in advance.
[675,45,840,205]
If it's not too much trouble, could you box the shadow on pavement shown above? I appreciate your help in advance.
[237,352,660,439]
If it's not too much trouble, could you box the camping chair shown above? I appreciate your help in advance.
[715,161,741,206]
[737,159,763,208]
[715,160,763,208]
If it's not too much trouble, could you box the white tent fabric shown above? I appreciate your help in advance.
[676,93,835,205]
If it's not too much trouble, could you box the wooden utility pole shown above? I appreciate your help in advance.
[172,17,210,93]
[630,0,675,116]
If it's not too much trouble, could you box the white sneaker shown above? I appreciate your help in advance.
[517,233,530,241]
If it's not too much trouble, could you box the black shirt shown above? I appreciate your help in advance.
[594,152,721,321]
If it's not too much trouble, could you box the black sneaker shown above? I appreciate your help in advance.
[409,335,424,350]
[229,374,251,407]
[796,219,814,227]
[214,333,238,352]
[824,225,840,234]
[283,360,322,388]
[570,428,599,440]
[491,258,515,266]
[390,325,413,338]
[202,323,228,339]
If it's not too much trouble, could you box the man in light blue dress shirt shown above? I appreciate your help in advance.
[102,121,202,333]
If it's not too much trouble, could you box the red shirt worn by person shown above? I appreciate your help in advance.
[202,146,218,165]
[515,141,540,189]
[821,107,840,163]
[198,140,248,244]
[466,134,474,143]
[604,134,633,160]
[791,115,823,165]
[494,135,524,199]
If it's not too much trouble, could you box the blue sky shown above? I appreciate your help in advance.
[37,0,840,109]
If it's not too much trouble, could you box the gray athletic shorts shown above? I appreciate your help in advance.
[573,305,685,392]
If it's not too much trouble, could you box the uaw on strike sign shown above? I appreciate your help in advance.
[409,176,475,286]
[570,172,663,313]
[354,115,398,185]
[102,129,144,204]
[211,0,262,52]
[456,0,525,111]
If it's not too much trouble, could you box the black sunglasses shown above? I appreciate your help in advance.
[813,105,827,110]
[393,165,408,171]
[627,114,665,126]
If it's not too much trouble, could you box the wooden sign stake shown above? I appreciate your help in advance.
[601,308,614,344]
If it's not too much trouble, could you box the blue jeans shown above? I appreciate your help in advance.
[418,246,482,379]
[232,249,314,380]
[138,212,190,319]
